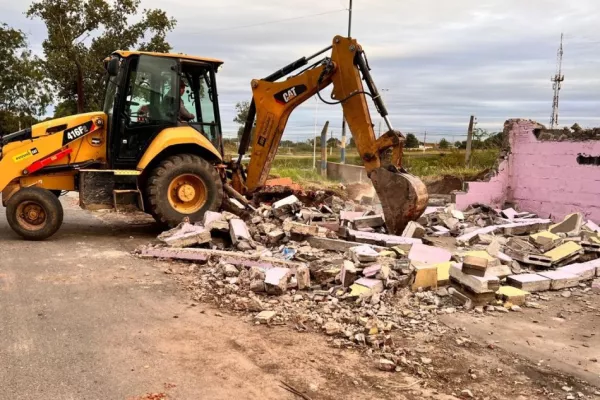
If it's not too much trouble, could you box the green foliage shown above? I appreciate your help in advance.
[234,100,254,140]
[27,0,176,113]
[439,138,449,149]
[0,23,51,133]
[327,137,341,147]
[405,133,419,148]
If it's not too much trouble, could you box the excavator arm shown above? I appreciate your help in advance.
[233,36,428,234]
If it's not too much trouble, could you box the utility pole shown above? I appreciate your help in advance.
[312,96,319,169]
[320,121,330,177]
[423,131,427,153]
[340,0,353,164]
[465,115,475,166]
[330,129,334,156]
[550,33,564,129]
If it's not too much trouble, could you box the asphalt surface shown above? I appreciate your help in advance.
[0,196,292,400]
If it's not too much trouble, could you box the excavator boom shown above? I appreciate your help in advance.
[235,36,428,234]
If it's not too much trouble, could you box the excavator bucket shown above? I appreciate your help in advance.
[370,167,429,235]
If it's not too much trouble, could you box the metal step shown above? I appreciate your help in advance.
[113,189,144,212]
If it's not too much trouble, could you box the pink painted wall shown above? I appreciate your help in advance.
[455,120,600,222]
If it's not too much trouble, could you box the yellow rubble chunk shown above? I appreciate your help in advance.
[436,261,453,284]
[411,264,438,291]
[465,250,496,262]
[349,284,371,297]
[496,286,530,306]
[544,241,583,262]
[530,231,560,241]
[591,236,600,244]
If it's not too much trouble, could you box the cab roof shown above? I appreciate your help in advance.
[112,50,224,66]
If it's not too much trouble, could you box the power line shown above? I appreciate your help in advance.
[193,9,346,33]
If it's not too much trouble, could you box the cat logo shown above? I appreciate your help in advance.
[274,84,307,105]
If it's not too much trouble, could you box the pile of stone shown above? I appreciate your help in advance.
[138,192,600,372]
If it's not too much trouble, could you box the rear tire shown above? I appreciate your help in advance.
[146,154,223,227]
[6,187,64,240]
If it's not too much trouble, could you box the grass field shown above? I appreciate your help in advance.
[267,148,499,186]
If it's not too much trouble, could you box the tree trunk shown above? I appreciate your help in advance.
[75,60,84,114]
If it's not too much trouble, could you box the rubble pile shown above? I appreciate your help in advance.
[138,192,600,372]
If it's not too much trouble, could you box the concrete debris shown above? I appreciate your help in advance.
[142,191,600,374]
[550,212,583,236]
[158,222,211,247]
[401,221,426,239]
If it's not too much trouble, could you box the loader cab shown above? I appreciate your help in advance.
[103,52,224,169]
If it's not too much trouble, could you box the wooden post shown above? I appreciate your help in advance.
[465,115,475,167]
[320,121,330,177]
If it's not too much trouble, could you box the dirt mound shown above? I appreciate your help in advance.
[423,175,464,194]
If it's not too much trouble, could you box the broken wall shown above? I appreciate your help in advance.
[454,119,600,221]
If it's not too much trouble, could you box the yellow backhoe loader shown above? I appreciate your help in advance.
[0,35,428,240]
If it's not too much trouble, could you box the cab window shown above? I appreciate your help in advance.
[126,55,178,126]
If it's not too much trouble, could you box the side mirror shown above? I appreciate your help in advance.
[106,57,119,77]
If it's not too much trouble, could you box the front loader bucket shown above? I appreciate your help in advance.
[370,167,429,235]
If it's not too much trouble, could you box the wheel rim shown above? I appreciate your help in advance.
[16,201,48,232]
[167,174,207,214]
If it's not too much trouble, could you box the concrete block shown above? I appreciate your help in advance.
[408,243,452,265]
[412,264,438,291]
[273,195,299,209]
[402,221,426,238]
[501,208,518,220]
[506,274,551,292]
[449,263,499,293]
[436,261,453,285]
[348,229,422,248]
[451,209,465,220]
[254,310,276,324]
[582,241,600,253]
[550,212,583,235]
[340,211,365,222]
[537,270,581,290]
[363,264,382,278]
[354,278,384,294]
[295,265,310,290]
[544,241,583,264]
[456,226,501,246]
[350,245,379,263]
[264,267,290,294]
[340,260,358,287]
[558,263,597,280]
[282,220,318,237]
[229,219,251,245]
[464,250,500,267]
[462,255,488,277]
[203,211,225,227]
[307,236,384,252]
[354,214,385,229]
[585,220,600,233]
[266,229,285,245]
[486,264,513,279]
[496,286,530,306]
[158,223,211,247]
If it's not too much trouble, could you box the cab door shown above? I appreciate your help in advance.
[113,55,179,169]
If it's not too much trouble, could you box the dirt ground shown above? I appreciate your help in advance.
[1,195,600,399]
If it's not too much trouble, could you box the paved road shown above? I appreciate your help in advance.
[0,196,295,400]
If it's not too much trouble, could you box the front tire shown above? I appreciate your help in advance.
[146,154,223,227]
[6,187,64,240]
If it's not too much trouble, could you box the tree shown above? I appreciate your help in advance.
[405,133,419,148]
[234,101,255,140]
[439,138,449,149]
[327,137,341,147]
[28,0,176,114]
[0,23,51,134]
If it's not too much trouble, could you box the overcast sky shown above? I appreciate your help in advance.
[2,0,600,142]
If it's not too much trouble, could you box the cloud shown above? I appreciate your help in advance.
[3,0,600,141]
